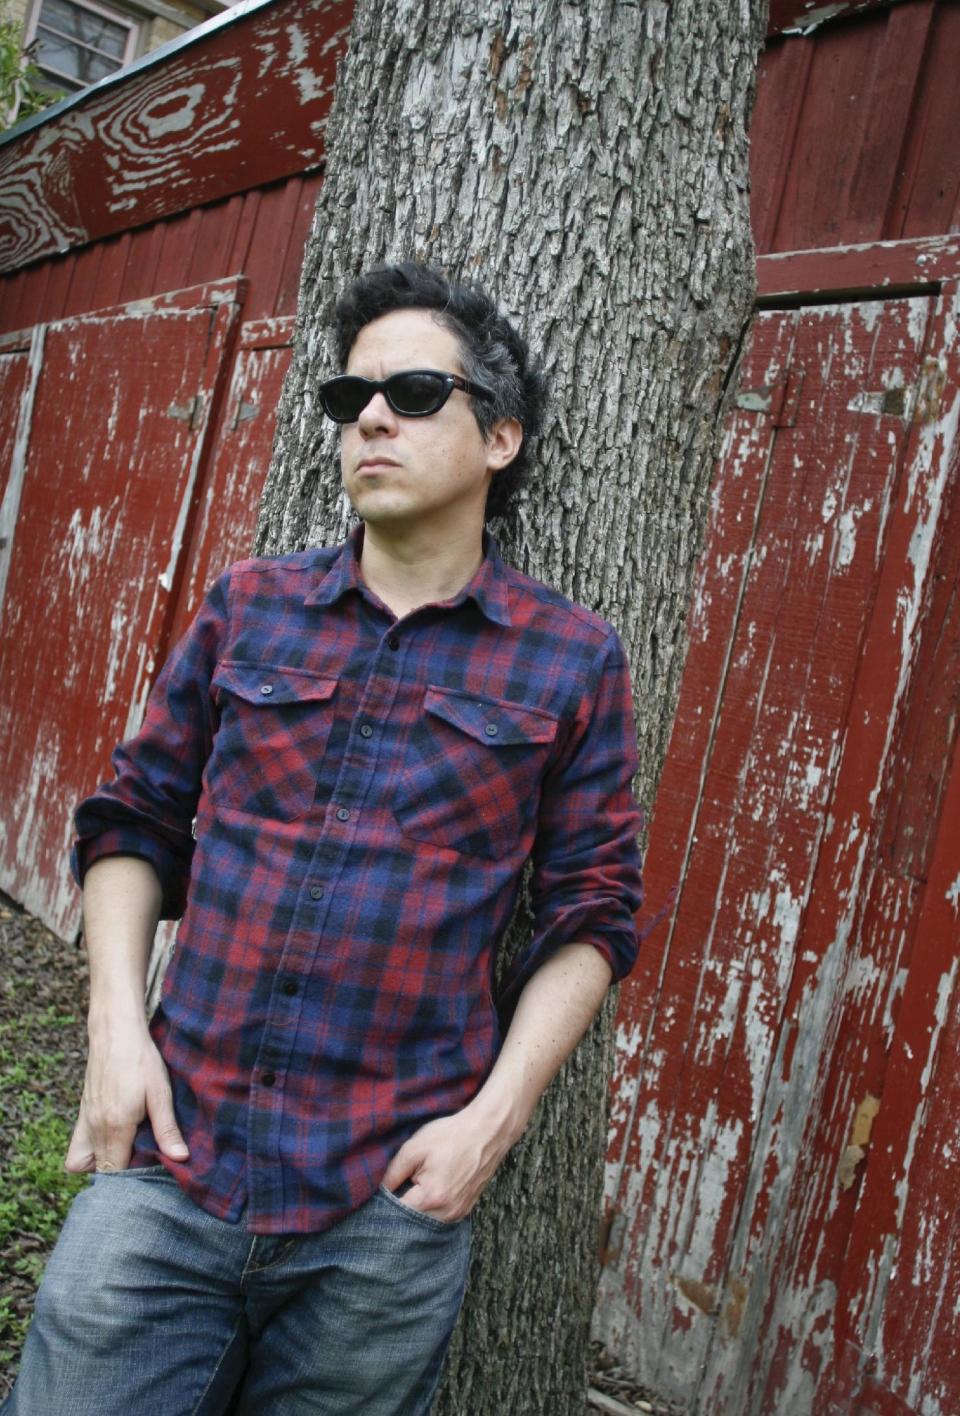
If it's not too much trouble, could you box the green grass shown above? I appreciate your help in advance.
[0,1007,88,1370]
[0,1105,88,1247]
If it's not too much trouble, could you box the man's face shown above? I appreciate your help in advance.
[339,309,517,537]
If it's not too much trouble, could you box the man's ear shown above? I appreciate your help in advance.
[486,417,523,472]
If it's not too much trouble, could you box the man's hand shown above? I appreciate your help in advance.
[64,1021,189,1174]
[382,942,615,1219]
[66,855,185,1173]
[380,1105,515,1223]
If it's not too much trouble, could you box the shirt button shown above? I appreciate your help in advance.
[281,978,298,996]
[259,684,274,696]
[261,1071,277,1087]
[359,723,373,738]
[485,723,499,736]
[309,884,324,900]
[336,807,350,822]
[387,635,399,650]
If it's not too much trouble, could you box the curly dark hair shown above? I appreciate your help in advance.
[331,262,547,523]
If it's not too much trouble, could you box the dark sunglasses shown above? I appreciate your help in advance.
[317,369,494,424]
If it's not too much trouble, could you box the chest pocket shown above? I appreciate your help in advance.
[393,686,559,861]
[207,661,338,821]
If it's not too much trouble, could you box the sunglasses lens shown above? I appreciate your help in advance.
[388,372,447,415]
[322,377,369,422]
[320,372,454,421]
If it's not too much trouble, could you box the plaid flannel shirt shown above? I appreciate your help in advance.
[71,523,643,1234]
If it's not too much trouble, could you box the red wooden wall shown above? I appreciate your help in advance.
[0,0,333,931]
[599,239,960,1414]
[1,1,958,1412]
[751,0,960,252]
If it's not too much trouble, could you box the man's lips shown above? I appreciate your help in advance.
[355,457,400,474]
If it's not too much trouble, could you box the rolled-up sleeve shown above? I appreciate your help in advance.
[499,628,643,1009]
[70,572,230,919]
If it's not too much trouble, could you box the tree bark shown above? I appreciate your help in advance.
[255,1,767,1409]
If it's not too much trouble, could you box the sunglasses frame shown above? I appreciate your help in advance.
[318,369,494,424]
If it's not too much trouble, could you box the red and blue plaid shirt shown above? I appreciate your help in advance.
[71,523,643,1234]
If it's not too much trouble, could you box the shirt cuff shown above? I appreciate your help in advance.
[497,902,639,1021]
[71,826,191,920]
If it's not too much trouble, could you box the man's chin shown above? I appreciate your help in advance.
[349,498,421,533]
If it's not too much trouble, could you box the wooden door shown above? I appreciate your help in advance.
[597,286,957,1411]
[0,280,243,936]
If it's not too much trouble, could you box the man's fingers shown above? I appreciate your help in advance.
[381,1146,418,1191]
[97,1119,137,1172]
[397,1180,431,1211]
[64,1108,97,1174]
[65,1094,134,1173]
[147,1083,189,1160]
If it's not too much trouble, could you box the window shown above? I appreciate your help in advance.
[25,0,139,92]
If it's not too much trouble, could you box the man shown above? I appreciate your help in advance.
[4,263,643,1414]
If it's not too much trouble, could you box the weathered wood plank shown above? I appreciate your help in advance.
[818,282,960,1413]
[166,336,293,644]
[758,235,960,300]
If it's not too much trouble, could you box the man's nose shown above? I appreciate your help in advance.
[357,391,397,434]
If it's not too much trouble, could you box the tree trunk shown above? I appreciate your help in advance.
[255,1,767,1409]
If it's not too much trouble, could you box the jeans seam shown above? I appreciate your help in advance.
[238,1238,260,1289]
[189,1313,245,1416]
[244,1238,298,1274]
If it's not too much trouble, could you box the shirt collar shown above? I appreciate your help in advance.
[304,522,513,627]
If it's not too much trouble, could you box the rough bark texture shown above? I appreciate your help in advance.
[255,2,767,1409]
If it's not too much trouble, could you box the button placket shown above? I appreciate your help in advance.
[255,627,407,1196]
[249,624,410,1225]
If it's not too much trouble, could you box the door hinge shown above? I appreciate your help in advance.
[167,395,205,431]
[847,358,945,426]
[847,387,909,418]
[735,368,804,427]
[231,399,259,431]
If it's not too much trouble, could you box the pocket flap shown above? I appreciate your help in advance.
[212,661,338,707]
[423,686,558,747]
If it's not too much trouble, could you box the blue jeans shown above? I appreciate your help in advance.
[3,1166,472,1415]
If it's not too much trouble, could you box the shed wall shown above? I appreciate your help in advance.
[0,173,323,332]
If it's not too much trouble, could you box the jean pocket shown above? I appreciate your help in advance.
[94,1163,170,1178]
[207,660,338,820]
[392,686,558,860]
[377,1183,467,1232]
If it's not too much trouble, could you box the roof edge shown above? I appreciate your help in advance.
[1,0,281,150]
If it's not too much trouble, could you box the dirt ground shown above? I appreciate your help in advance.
[0,892,678,1413]
[0,892,89,1401]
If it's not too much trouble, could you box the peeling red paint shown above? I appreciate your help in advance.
[0,279,244,934]
[600,273,960,1410]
